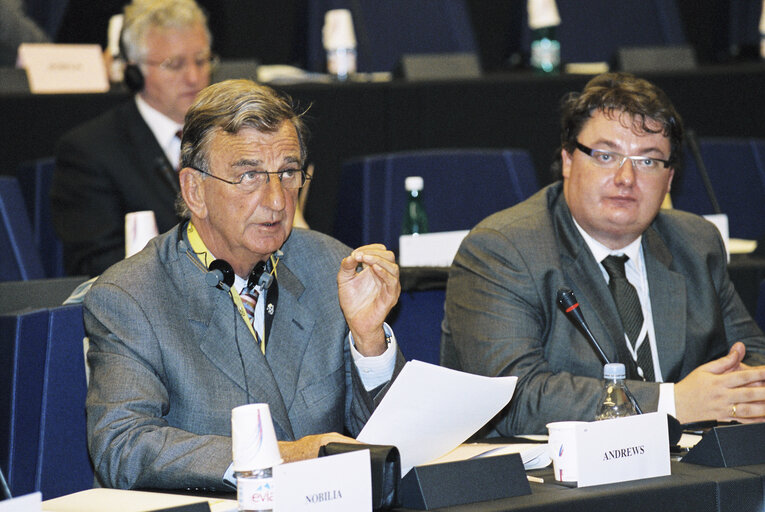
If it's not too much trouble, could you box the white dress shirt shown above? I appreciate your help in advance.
[573,219,677,417]
[134,95,183,169]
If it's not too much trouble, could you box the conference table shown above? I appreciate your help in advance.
[391,461,765,512]
[3,62,765,237]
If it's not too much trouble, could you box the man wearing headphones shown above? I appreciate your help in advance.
[83,79,405,490]
[51,0,212,277]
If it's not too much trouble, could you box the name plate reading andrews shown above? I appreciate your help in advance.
[273,448,372,511]
[577,412,670,487]
[19,43,109,94]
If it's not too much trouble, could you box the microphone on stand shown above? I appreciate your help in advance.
[556,287,684,445]
[556,287,643,415]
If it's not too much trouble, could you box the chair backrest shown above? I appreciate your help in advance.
[672,137,765,241]
[36,304,92,500]
[387,289,445,365]
[0,309,50,497]
[0,177,45,281]
[17,158,65,278]
[521,0,686,64]
[333,149,538,253]
[0,304,90,500]
[306,0,478,73]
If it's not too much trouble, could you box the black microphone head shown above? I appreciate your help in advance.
[208,259,234,289]
[556,287,577,310]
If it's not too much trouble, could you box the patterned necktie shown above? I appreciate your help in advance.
[239,285,259,326]
[601,255,655,381]
[239,285,265,353]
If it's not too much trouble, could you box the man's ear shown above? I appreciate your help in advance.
[179,167,208,219]
[561,148,574,179]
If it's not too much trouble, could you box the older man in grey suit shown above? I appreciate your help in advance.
[85,79,404,490]
[442,72,765,436]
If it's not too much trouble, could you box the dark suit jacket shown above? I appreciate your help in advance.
[52,99,180,277]
[84,225,404,490]
[441,182,765,435]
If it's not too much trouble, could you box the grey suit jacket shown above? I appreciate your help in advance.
[52,99,180,277]
[442,182,765,436]
[84,225,404,489]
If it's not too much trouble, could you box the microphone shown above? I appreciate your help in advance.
[206,259,235,291]
[556,287,643,415]
[556,288,611,366]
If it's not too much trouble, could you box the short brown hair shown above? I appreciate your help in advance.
[560,72,683,167]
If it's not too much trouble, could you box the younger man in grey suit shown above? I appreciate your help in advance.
[442,72,765,436]
[85,79,405,489]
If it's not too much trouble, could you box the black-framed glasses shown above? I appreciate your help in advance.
[575,141,671,173]
[191,167,310,192]
[143,52,219,73]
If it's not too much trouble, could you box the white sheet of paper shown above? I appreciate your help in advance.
[357,360,517,474]
[398,230,469,267]
[1,492,41,512]
[42,488,236,512]
[425,442,551,470]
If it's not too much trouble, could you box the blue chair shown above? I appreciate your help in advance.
[333,149,538,253]
[0,177,45,281]
[306,0,478,73]
[388,289,445,365]
[35,304,91,500]
[17,158,66,278]
[521,0,686,64]
[672,137,765,241]
[0,309,50,497]
[0,304,91,500]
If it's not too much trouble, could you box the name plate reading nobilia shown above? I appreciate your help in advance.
[273,449,372,511]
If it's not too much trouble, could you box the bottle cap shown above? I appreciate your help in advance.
[405,176,424,192]
[231,403,283,471]
[603,362,626,380]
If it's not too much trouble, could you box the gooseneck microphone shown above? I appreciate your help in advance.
[556,288,610,367]
[556,287,643,415]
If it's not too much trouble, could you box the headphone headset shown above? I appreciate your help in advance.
[118,21,145,92]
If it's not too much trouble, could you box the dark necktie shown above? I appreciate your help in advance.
[601,255,655,381]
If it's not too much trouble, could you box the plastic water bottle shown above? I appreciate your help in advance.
[527,0,561,74]
[595,363,637,420]
[236,467,274,512]
[401,176,429,236]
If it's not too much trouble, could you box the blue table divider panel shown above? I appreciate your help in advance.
[17,158,66,278]
[306,0,478,73]
[673,138,765,241]
[35,304,91,499]
[387,289,446,365]
[334,149,538,254]
[0,176,45,281]
[0,309,50,497]
[520,0,686,65]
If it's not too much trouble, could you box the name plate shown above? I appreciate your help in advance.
[398,230,468,267]
[18,43,109,94]
[273,449,372,511]
[577,412,670,487]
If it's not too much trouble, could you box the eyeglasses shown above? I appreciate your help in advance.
[575,141,671,173]
[143,52,219,73]
[191,167,310,192]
